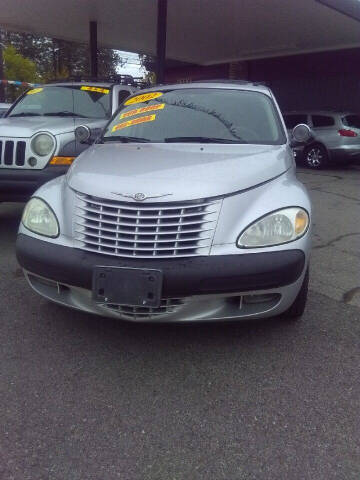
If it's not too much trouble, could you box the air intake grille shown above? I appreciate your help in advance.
[102,298,187,320]
[74,193,222,258]
[0,140,26,166]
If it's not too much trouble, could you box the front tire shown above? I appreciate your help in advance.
[280,268,309,320]
[303,144,328,169]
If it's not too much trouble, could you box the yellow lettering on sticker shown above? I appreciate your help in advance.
[112,114,156,132]
[80,86,110,94]
[120,103,165,119]
[124,92,163,105]
[26,88,43,95]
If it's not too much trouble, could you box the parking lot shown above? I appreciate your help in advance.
[1,166,360,479]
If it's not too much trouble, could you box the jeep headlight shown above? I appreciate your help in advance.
[22,197,59,237]
[31,133,55,156]
[237,207,309,248]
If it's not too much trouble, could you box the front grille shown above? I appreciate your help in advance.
[74,193,222,258]
[101,298,187,320]
[0,140,26,166]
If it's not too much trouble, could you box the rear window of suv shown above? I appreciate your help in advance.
[342,115,360,129]
[311,115,335,127]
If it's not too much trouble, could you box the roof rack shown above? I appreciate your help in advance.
[46,74,150,88]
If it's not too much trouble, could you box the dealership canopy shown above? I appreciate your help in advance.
[1,0,360,79]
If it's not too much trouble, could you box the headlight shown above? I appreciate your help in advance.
[31,133,55,156]
[22,197,59,237]
[237,207,309,248]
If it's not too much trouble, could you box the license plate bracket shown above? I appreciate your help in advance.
[92,267,163,307]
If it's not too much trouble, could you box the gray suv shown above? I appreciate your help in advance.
[0,80,137,202]
[284,111,360,168]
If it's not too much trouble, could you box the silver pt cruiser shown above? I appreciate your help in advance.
[16,81,312,323]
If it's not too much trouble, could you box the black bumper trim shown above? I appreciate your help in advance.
[0,166,68,201]
[16,234,306,297]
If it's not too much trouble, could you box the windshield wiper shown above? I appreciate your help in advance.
[9,112,42,117]
[164,136,247,144]
[43,111,87,117]
[101,135,151,143]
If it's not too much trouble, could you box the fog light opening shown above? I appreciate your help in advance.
[243,293,280,305]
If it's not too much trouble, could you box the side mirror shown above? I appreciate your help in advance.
[291,123,312,144]
[75,125,92,144]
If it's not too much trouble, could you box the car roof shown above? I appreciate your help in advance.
[284,110,357,117]
[137,80,271,95]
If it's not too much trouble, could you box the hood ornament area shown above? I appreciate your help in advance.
[111,192,173,202]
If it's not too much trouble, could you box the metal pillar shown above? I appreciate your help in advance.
[0,30,5,102]
[89,21,98,78]
[156,0,168,84]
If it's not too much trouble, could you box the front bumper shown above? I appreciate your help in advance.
[0,165,68,202]
[17,234,307,322]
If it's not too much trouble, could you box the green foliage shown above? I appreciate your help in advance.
[3,45,38,101]
[3,45,38,82]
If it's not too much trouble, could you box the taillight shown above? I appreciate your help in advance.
[338,129,357,137]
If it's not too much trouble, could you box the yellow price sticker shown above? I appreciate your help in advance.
[124,92,163,105]
[81,86,110,94]
[112,114,156,132]
[120,103,165,119]
[27,88,43,95]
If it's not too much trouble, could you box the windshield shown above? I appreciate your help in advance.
[102,88,286,145]
[9,85,111,119]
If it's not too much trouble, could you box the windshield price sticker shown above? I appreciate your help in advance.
[26,88,43,95]
[81,86,110,94]
[112,114,156,132]
[120,103,165,119]
[124,92,163,105]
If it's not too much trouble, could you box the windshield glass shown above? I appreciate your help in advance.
[9,85,111,119]
[102,88,286,145]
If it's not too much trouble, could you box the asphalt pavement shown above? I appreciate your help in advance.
[1,166,360,480]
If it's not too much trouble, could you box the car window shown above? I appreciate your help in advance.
[283,114,308,129]
[103,88,286,145]
[342,115,360,129]
[118,90,131,105]
[311,115,335,127]
[9,86,111,119]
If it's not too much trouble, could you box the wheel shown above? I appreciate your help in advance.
[280,268,309,320]
[303,144,328,169]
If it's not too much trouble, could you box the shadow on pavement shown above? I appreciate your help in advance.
[0,202,24,241]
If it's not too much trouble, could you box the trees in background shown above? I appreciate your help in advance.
[3,45,39,101]
[2,30,127,101]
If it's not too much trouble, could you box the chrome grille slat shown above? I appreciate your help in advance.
[75,229,211,244]
[77,205,217,219]
[74,193,222,258]
[81,237,210,251]
[75,221,212,236]
[76,212,215,228]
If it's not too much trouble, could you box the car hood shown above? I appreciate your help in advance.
[67,143,291,202]
[0,116,102,137]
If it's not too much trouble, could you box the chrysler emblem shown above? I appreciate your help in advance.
[111,192,172,201]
